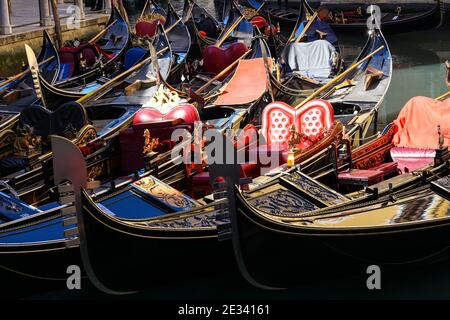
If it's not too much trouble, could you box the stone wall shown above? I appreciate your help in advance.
[0,15,108,77]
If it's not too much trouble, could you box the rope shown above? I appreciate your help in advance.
[0,264,87,281]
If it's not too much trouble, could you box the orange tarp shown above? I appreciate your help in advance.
[214,58,271,106]
[393,96,450,149]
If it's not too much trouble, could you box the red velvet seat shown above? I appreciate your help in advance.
[135,20,163,37]
[250,16,269,29]
[120,104,200,172]
[338,169,384,187]
[58,51,76,79]
[133,104,200,128]
[250,100,334,170]
[80,46,98,67]
[390,147,435,173]
[370,162,398,175]
[202,42,248,77]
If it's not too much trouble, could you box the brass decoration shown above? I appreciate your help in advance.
[145,84,181,112]
[88,162,105,181]
[242,7,258,20]
[133,176,199,211]
[75,125,97,146]
[143,129,159,154]
[288,124,302,151]
[13,124,42,155]
[139,12,165,23]
[438,125,445,150]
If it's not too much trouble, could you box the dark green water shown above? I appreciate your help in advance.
[3,1,450,299]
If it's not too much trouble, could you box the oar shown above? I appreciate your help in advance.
[0,56,55,89]
[215,15,245,47]
[77,47,169,104]
[182,1,195,24]
[436,91,450,101]
[294,11,318,43]
[294,45,385,109]
[194,49,252,95]
[215,3,264,47]
[165,17,182,33]
[139,0,149,21]
[88,19,118,44]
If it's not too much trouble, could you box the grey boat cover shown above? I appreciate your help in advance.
[283,40,337,82]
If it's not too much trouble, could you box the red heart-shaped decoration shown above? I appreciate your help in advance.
[133,103,199,128]
[202,42,248,77]
[261,100,334,148]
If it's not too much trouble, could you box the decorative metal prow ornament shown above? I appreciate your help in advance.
[438,125,444,150]
[435,124,449,167]
[143,129,159,155]
[287,124,301,167]
[24,44,46,107]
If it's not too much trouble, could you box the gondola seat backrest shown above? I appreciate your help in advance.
[18,101,88,138]
[123,47,148,70]
[202,42,248,77]
[80,44,99,67]
[119,104,200,172]
[135,20,163,38]
[58,50,76,80]
[261,100,334,149]
[252,100,334,170]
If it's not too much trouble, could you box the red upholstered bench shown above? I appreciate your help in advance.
[390,147,435,173]
[202,42,248,78]
[250,100,334,171]
[119,104,200,173]
[338,169,384,187]
[370,162,398,176]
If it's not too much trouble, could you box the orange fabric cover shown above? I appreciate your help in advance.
[214,58,271,106]
[393,96,450,149]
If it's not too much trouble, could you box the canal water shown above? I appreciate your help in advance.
[3,1,450,299]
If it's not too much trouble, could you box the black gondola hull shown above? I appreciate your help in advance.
[232,187,450,288]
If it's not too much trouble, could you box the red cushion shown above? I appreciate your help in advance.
[297,99,334,138]
[241,162,260,178]
[80,46,98,66]
[202,42,248,77]
[251,16,268,28]
[371,162,398,175]
[119,124,193,172]
[261,100,334,148]
[390,147,435,173]
[133,104,200,128]
[135,20,163,37]
[248,144,288,170]
[338,169,384,184]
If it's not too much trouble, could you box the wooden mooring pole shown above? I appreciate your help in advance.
[50,0,63,48]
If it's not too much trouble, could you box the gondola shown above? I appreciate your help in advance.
[0,31,61,132]
[137,0,191,83]
[272,24,391,152]
[258,0,444,34]
[0,30,60,96]
[182,0,220,58]
[54,6,130,86]
[36,1,189,106]
[0,25,173,181]
[0,34,276,293]
[219,92,450,289]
